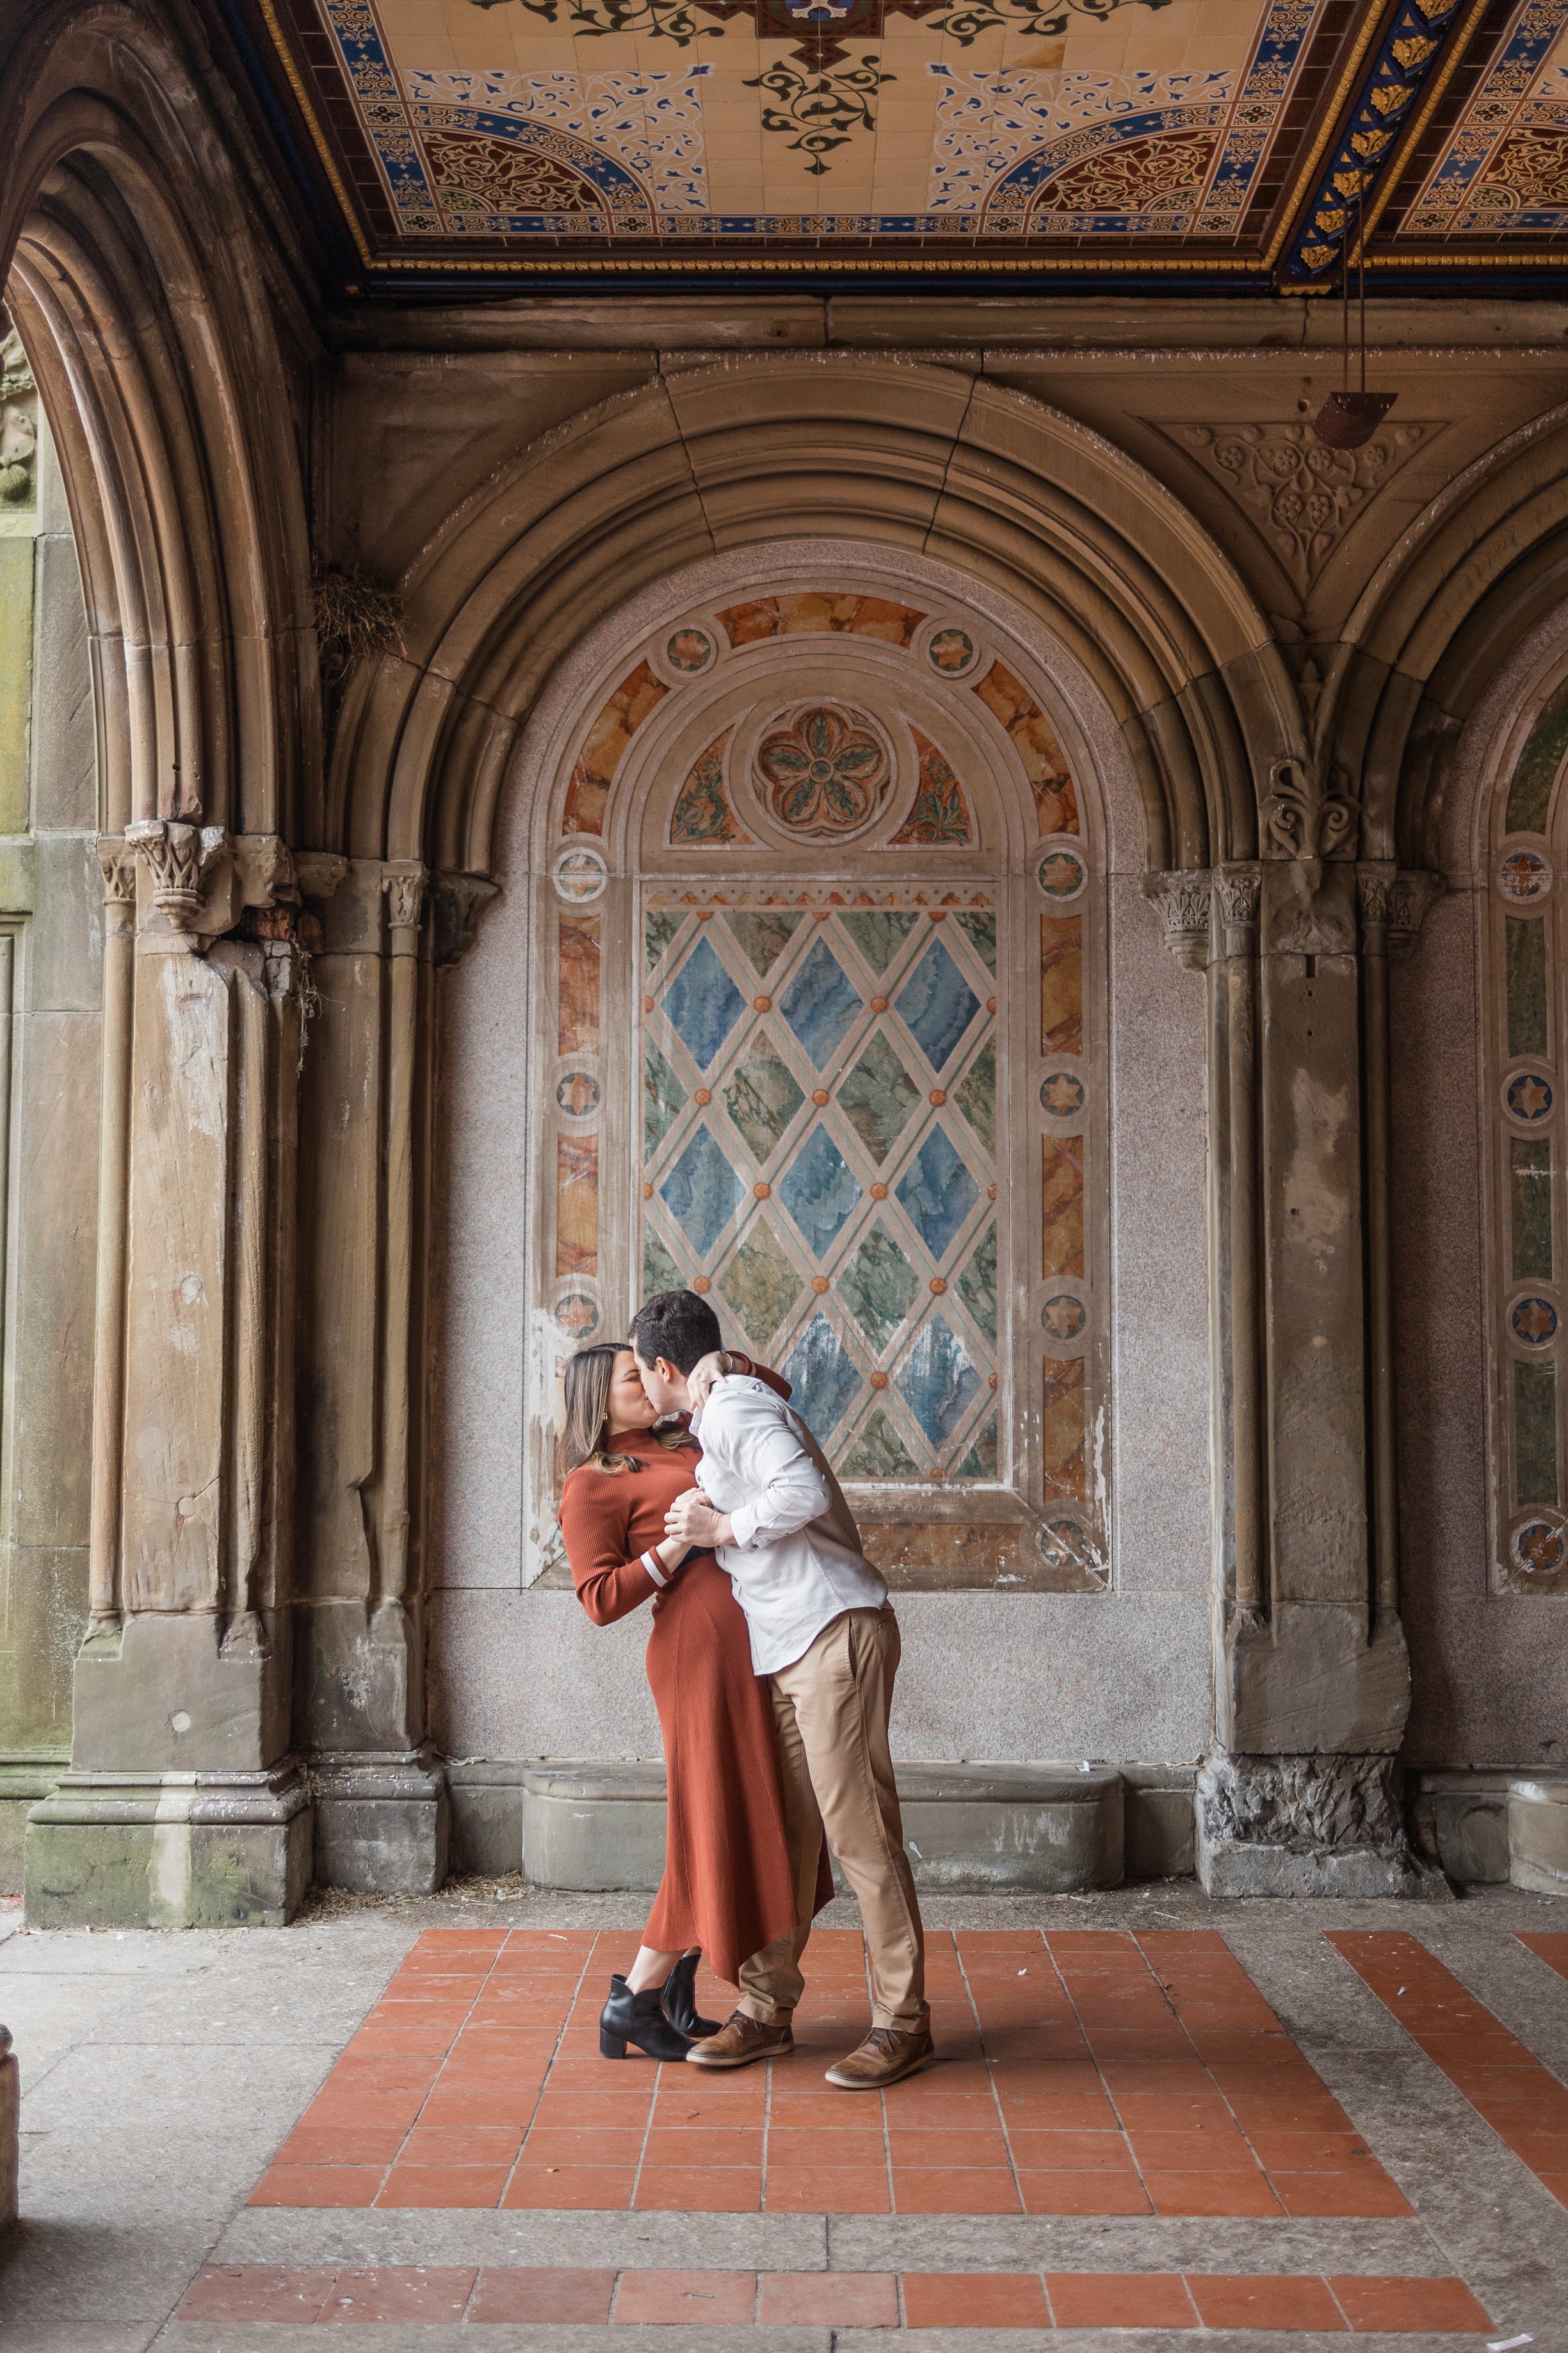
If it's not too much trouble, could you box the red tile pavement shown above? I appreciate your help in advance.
[247,1925,1407,2217]
[1331,1929,1568,2211]
[1519,1931,1568,1986]
[175,2266,1492,2331]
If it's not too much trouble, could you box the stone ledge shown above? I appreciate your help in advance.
[1509,1771,1568,1895]
[0,2022,15,2235]
[496,1761,1199,1896]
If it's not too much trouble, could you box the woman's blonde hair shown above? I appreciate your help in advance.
[562,1344,691,1476]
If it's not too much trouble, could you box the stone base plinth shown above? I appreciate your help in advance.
[1196,1750,1454,1902]
[1508,1775,1568,1894]
[311,1751,449,1894]
[520,1760,1131,1895]
[0,1760,65,1899]
[0,2024,15,2234]
[1407,1769,1514,1884]
[24,1762,312,1927]
[448,1759,529,1877]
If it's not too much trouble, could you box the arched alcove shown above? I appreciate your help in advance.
[430,540,1213,1774]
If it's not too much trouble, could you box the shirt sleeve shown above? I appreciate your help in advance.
[715,1390,832,1550]
[559,1472,663,1626]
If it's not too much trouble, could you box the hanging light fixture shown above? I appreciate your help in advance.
[1313,191,1396,450]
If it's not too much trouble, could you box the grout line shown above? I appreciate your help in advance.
[1133,1927,1281,2208]
[495,1923,602,2210]
[623,1930,659,2217]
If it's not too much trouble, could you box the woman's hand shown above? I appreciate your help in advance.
[665,1485,734,1550]
[686,1348,732,1410]
[655,1534,692,1573]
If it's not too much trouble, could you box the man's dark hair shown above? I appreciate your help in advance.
[631,1288,722,1375]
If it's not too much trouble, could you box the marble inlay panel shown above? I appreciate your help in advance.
[718,1217,802,1349]
[1041,1134,1085,1278]
[659,1123,745,1257]
[562,659,667,838]
[839,1034,923,1165]
[1040,1353,1087,1500]
[780,1311,863,1442]
[1042,913,1085,1054]
[558,916,601,1059]
[975,662,1078,837]
[671,728,750,845]
[890,729,974,847]
[898,1315,982,1449]
[723,1039,807,1163]
[895,1125,982,1262]
[663,932,747,1070]
[779,936,864,1070]
[779,1124,864,1258]
[556,1135,599,1277]
[717,594,924,646]
[840,1221,920,1355]
[896,936,982,1072]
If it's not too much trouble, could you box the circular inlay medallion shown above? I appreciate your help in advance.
[753,703,893,840]
[1499,846,1553,904]
[1040,1069,1086,1118]
[553,847,608,903]
[667,626,716,676]
[556,1071,601,1119]
[1039,1515,1095,1572]
[1041,1293,1088,1343]
[1512,1517,1567,1575]
[927,626,978,677]
[1512,1294,1560,1347]
[555,1292,600,1340]
[1505,1068,1555,1124]
[1037,842,1088,902]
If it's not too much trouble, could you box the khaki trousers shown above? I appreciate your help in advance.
[738,1603,928,2034]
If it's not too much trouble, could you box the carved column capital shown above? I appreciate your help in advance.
[95,836,136,908]
[1357,859,1397,941]
[1388,868,1444,960]
[1140,868,1211,972]
[124,818,231,932]
[382,861,427,945]
[1213,861,1263,950]
[430,870,500,967]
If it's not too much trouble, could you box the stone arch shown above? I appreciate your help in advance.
[1,3,319,840]
[329,355,1296,883]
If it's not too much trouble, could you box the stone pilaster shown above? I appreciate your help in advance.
[1148,770,1448,1897]
[24,835,318,1926]
[295,858,449,1894]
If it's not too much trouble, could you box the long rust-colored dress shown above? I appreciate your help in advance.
[560,1422,831,1987]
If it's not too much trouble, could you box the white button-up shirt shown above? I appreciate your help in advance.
[690,1375,888,1673]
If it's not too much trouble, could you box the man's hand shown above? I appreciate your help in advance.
[665,1484,734,1550]
[686,1349,732,1411]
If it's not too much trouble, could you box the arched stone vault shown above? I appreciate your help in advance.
[335,361,1299,883]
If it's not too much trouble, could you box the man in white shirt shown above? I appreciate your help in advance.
[632,1287,932,2090]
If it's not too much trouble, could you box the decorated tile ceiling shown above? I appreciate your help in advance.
[247,0,1568,282]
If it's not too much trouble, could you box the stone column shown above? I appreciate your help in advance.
[1148,770,1446,1898]
[24,828,316,1926]
[296,859,448,1893]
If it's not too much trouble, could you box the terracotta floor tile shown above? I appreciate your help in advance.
[887,2127,1009,2167]
[375,2165,507,2208]
[642,2126,764,2165]
[304,2088,427,2129]
[1142,2170,1284,2217]
[521,2127,647,2167]
[1270,2171,1412,2218]
[502,2165,636,2210]
[334,2055,443,2091]
[1046,2270,1197,2327]
[348,2027,458,2056]
[319,2267,476,2321]
[273,2124,408,2167]
[633,2167,761,2211]
[903,2271,1050,2327]
[1109,2092,1234,2129]
[758,2270,898,2324]
[1005,2128,1138,2170]
[1329,2275,1493,2331]
[613,2269,756,2322]
[893,2168,1022,2213]
[996,2095,1118,2131]
[1539,2172,1568,2206]
[468,2267,617,2322]
[767,2126,886,2166]
[528,2096,652,2130]
[1018,2172,1152,2215]
[763,2165,891,2213]
[416,2090,540,2128]
[176,2267,336,2322]
[399,2125,522,2166]
[248,2165,382,2208]
[1125,2128,1250,2170]
[1187,2273,1346,2329]
[1225,2094,1351,2132]
[1245,2129,1377,2172]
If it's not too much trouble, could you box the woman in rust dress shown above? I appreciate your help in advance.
[559,1342,830,2062]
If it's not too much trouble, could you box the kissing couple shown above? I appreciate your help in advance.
[558,1286,932,2090]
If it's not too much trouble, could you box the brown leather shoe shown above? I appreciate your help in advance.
[686,2008,794,2068]
[824,2025,935,2090]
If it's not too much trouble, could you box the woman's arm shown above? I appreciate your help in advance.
[560,1474,692,1627]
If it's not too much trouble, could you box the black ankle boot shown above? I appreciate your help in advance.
[599,1974,695,2061]
[661,1951,720,2041]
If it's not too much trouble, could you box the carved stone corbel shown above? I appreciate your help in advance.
[1140,868,1211,971]
[430,870,500,967]
[95,836,136,908]
[295,852,350,904]
[1213,862,1263,957]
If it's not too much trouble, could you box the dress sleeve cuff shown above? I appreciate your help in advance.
[641,1548,668,1589]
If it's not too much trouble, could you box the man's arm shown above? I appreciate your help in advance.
[664,1387,830,1551]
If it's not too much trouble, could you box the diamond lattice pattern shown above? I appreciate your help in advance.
[644,903,998,1480]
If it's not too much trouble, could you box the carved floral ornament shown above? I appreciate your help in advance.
[1144,857,1443,968]
[752,701,893,839]
[1175,421,1433,592]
